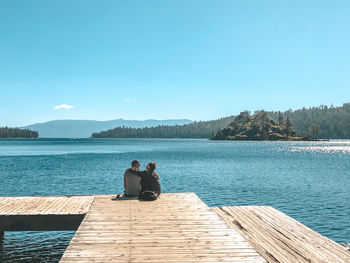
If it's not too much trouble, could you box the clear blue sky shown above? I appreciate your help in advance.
[1,0,349,126]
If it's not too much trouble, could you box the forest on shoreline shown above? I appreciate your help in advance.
[92,103,350,139]
[2,103,349,139]
[0,127,38,138]
[92,116,235,139]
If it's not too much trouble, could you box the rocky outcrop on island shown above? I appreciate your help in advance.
[212,110,305,141]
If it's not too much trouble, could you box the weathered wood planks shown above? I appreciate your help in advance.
[0,195,94,231]
[59,193,266,263]
[212,206,350,263]
[0,195,94,215]
[1,194,348,262]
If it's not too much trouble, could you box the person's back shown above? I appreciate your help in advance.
[140,162,161,200]
[141,170,161,196]
[123,160,141,197]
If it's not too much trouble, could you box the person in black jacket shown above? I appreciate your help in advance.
[129,162,161,200]
[141,162,161,197]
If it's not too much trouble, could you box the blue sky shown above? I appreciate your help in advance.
[1,0,349,126]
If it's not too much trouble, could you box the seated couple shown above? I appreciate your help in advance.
[123,160,161,201]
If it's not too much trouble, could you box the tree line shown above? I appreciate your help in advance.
[0,127,39,138]
[92,116,235,138]
[92,102,350,139]
[268,103,350,139]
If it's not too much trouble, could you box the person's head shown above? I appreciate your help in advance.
[146,162,157,173]
[131,160,140,169]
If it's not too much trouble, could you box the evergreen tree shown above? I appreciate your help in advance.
[309,124,320,140]
[285,117,293,139]
[278,111,284,127]
[0,127,39,138]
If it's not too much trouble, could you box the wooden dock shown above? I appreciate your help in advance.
[0,193,349,262]
[212,206,350,263]
[0,195,94,231]
[60,193,265,262]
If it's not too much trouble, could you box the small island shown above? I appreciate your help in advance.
[0,127,38,138]
[212,110,306,141]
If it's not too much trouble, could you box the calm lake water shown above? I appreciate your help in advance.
[1,138,349,262]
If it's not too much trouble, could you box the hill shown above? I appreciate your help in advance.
[22,119,192,138]
[214,103,350,140]
[212,111,302,141]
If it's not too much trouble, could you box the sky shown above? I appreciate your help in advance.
[1,0,350,127]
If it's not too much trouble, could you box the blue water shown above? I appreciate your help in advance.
[1,138,349,262]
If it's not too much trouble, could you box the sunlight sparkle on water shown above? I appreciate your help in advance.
[291,141,350,154]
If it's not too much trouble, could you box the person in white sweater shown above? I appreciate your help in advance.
[123,160,141,197]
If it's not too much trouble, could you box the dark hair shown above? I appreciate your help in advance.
[147,162,157,173]
[131,160,140,167]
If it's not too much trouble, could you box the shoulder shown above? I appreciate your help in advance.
[124,168,134,175]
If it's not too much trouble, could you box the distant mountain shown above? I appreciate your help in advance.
[22,119,193,138]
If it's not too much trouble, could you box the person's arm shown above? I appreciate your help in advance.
[128,169,143,177]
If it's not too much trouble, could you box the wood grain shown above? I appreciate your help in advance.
[60,193,266,263]
[0,195,94,216]
[212,206,350,263]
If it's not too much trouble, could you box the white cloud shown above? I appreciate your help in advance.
[124,98,136,103]
[53,104,74,110]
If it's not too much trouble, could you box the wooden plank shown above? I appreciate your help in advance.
[222,206,338,263]
[212,206,350,263]
[49,197,72,214]
[0,196,94,216]
[0,195,94,231]
[17,196,44,215]
[76,196,95,214]
[60,193,266,263]
[27,197,55,215]
[256,206,350,260]
[0,197,19,214]
[5,197,35,215]
[66,197,90,215]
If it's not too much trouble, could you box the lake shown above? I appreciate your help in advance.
[0,138,349,262]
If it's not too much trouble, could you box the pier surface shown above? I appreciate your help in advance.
[0,195,94,231]
[213,206,350,263]
[0,195,93,216]
[0,194,349,262]
[60,193,266,262]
